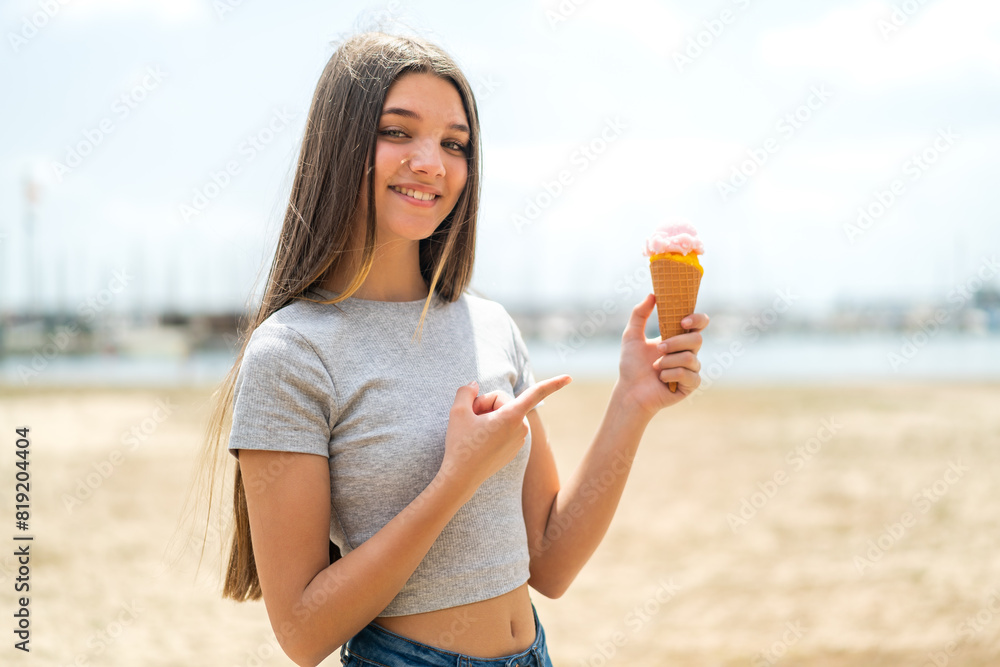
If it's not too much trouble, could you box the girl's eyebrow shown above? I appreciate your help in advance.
[381,107,470,135]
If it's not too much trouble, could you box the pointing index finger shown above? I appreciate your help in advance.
[508,375,572,416]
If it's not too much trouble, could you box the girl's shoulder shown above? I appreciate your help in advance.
[458,290,528,349]
[459,289,516,323]
[247,293,348,349]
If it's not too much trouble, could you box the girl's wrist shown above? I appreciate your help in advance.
[431,461,478,507]
[609,378,657,427]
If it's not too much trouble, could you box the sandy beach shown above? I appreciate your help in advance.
[1,380,998,666]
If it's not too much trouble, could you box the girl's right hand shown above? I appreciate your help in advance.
[440,375,572,499]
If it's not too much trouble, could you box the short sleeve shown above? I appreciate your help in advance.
[508,313,543,411]
[227,322,336,460]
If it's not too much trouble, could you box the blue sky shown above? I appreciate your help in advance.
[2,0,998,316]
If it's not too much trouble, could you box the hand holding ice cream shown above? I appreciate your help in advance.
[645,220,705,392]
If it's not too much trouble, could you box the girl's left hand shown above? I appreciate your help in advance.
[618,293,709,418]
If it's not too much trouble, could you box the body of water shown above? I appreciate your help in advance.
[2,333,999,387]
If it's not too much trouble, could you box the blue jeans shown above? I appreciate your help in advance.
[340,602,554,667]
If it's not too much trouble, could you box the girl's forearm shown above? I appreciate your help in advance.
[529,380,653,597]
[279,471,473,667]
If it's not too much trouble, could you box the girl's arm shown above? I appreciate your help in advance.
[523,294,709,598]
[240,375,570,667]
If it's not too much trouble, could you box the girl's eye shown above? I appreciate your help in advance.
[380,128,468,155]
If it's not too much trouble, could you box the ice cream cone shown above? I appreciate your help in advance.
[650,252,703,392]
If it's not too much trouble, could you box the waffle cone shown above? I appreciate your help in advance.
[650,253,702,391]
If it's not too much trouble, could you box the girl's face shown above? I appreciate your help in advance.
[365,71,470,247]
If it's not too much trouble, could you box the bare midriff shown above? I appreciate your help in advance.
[371,582,536,658]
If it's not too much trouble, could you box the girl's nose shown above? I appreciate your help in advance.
[404,139,445,178]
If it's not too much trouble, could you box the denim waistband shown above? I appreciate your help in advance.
[341,601,551,667]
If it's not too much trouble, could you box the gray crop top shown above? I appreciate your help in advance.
[227,286,538,616]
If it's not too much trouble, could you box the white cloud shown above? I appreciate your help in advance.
[758,0,1000,87]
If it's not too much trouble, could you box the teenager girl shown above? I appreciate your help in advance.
[195,31,708,667]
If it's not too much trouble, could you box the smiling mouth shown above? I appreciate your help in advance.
[390,185,438,202]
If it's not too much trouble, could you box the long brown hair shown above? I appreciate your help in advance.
[177,31,482,602]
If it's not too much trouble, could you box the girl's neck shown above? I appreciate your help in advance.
[322,238,429,302]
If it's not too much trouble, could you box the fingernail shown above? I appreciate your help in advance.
[681,318,692,327]
[658,342,668,351]
[468,380,478,387]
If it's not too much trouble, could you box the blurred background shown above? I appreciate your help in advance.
[2,1,999,665]
[2,0,998,384]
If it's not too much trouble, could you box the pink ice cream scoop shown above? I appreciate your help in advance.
[643,221,705,258]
